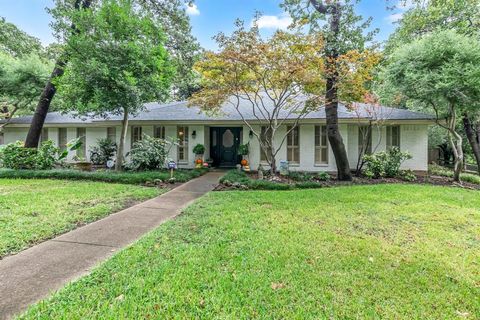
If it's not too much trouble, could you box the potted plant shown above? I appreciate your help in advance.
[238,143,249,158]
[193,143,205,156]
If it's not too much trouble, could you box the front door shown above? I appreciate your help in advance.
[210,127,241,167]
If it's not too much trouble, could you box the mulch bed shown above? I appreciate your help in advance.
[214,172,480,191]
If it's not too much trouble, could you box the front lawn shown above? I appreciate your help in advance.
[0,179,161,257]
[21,185,480,319]
[0,168,207,185]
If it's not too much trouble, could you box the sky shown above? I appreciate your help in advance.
[0,0,407,51]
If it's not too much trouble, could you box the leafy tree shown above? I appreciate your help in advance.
[0,17,44,57]
[381,30,480,182]
[384,0,480,174]
[55,0,174,170]
[24,0,199,148]
[190,21,379,175]
[0,53,52,131]
[281,0,378,181]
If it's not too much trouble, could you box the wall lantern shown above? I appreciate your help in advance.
[192,130,197,139]
[249,130,254,138]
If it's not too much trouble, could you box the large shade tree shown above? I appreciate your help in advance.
[384,0,480,173]
[381,30,480,182]
[55,0,174,170]
[190,21,379,175]
[24,0,199,148]
[281,0,378,181]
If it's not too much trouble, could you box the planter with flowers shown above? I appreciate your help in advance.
[193,144,206,169]
[238,143,250,172]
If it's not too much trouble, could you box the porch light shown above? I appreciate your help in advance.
[192,130,197,139]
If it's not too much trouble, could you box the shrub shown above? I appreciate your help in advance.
[0,140,63,170]
[363,147,412,179]
[192,144,205,155]
[400,170,417,182]
[89,138,117,165]
[125,135,168,171]
[238,143,249,156]
[316,172,331,181]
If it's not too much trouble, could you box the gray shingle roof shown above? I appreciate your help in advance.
[2,99,434,125]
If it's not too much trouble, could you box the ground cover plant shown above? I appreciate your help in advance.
[20,185,480,319]
[429,165,480,185]
[0,179,161,257]
[0,168,207,185]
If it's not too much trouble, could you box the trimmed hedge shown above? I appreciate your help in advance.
[0,168,208,185]
[429,165,480,185]
[219,170,325,190]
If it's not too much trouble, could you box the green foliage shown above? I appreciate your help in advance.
[89,139,117,165]
[429,165,480,185]
[125,135,169,171]
[192,144,205,155]
[0,178,161,257]
[362,147,412,179]
[0,168,208,185]
[0,17,44,57]
[19,185,480,318]
[399,169,417,182]
[238,143,249,156]
[0,141,62,170]
[317,171,331,181]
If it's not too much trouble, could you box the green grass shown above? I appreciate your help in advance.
[0,168,207,185]
[20,185,480,319]
[0,179,161,257]
[429,165,480,184]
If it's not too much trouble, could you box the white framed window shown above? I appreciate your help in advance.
[107,127,116,142]
[154,125,165,139]
[177,126,189,162]
[315,125,329,165]
[358,126,372,155]
[58,128,67,151]
[76,128,86,158]
[287,125,300,164]
[39,128,49,145]
[260,126,272,163]
[131,126,142,148]
[386,125,401,150]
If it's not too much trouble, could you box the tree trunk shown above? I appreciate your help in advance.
[325,4,352,181]
[116,109,129,171]
[447,127,464,183]
[463,114,480,174]
[24,0,92,148]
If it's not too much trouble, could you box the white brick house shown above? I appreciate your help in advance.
[0,101,434,172]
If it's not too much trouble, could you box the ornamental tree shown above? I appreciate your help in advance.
[190,21,379,175]
[55,0,174,170]
[381,30,480,182]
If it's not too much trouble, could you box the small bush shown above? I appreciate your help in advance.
[89,138,117,165]
[125,135,169,171]
[429,164,480,185]
[192,144,205,155]
[363,147,412,179]
[399,170,417,182]
[316,172,331,181]
[0,140,61,170]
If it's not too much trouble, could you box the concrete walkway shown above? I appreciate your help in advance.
[0,172,223,320]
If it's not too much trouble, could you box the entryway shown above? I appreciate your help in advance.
[210,127,242,168]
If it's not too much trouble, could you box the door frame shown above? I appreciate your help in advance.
[210,127,242,167]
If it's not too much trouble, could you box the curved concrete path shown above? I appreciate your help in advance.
[0,171,223,319]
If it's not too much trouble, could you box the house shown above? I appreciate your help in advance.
[0,100,434,172]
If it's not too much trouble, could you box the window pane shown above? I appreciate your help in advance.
[315,125,328,165]
[154,126,165,139]
[76,128,86,158]
[222,129,234,148]
[287,126,300,164]
[177,126,189,162]
[0,132,4,145]
[59,128,67,151]
[107,127,116,142]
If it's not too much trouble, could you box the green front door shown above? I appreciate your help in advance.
[210,127,241,167]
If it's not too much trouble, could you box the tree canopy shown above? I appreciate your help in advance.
[55,0,175,169]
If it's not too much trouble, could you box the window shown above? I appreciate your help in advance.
[131,126,142,148]
[76,128,86,158]
[260,126,272,163]
[154,126,165,139]
[287,125,300,164]
[386,126,401,150]
[0,132,4,145]
[58,128,67,151]
[315,125,328,165]
[39,128,49,145]
[358,126,372,155]
[107,127,116,142]
[177,126,189,162]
